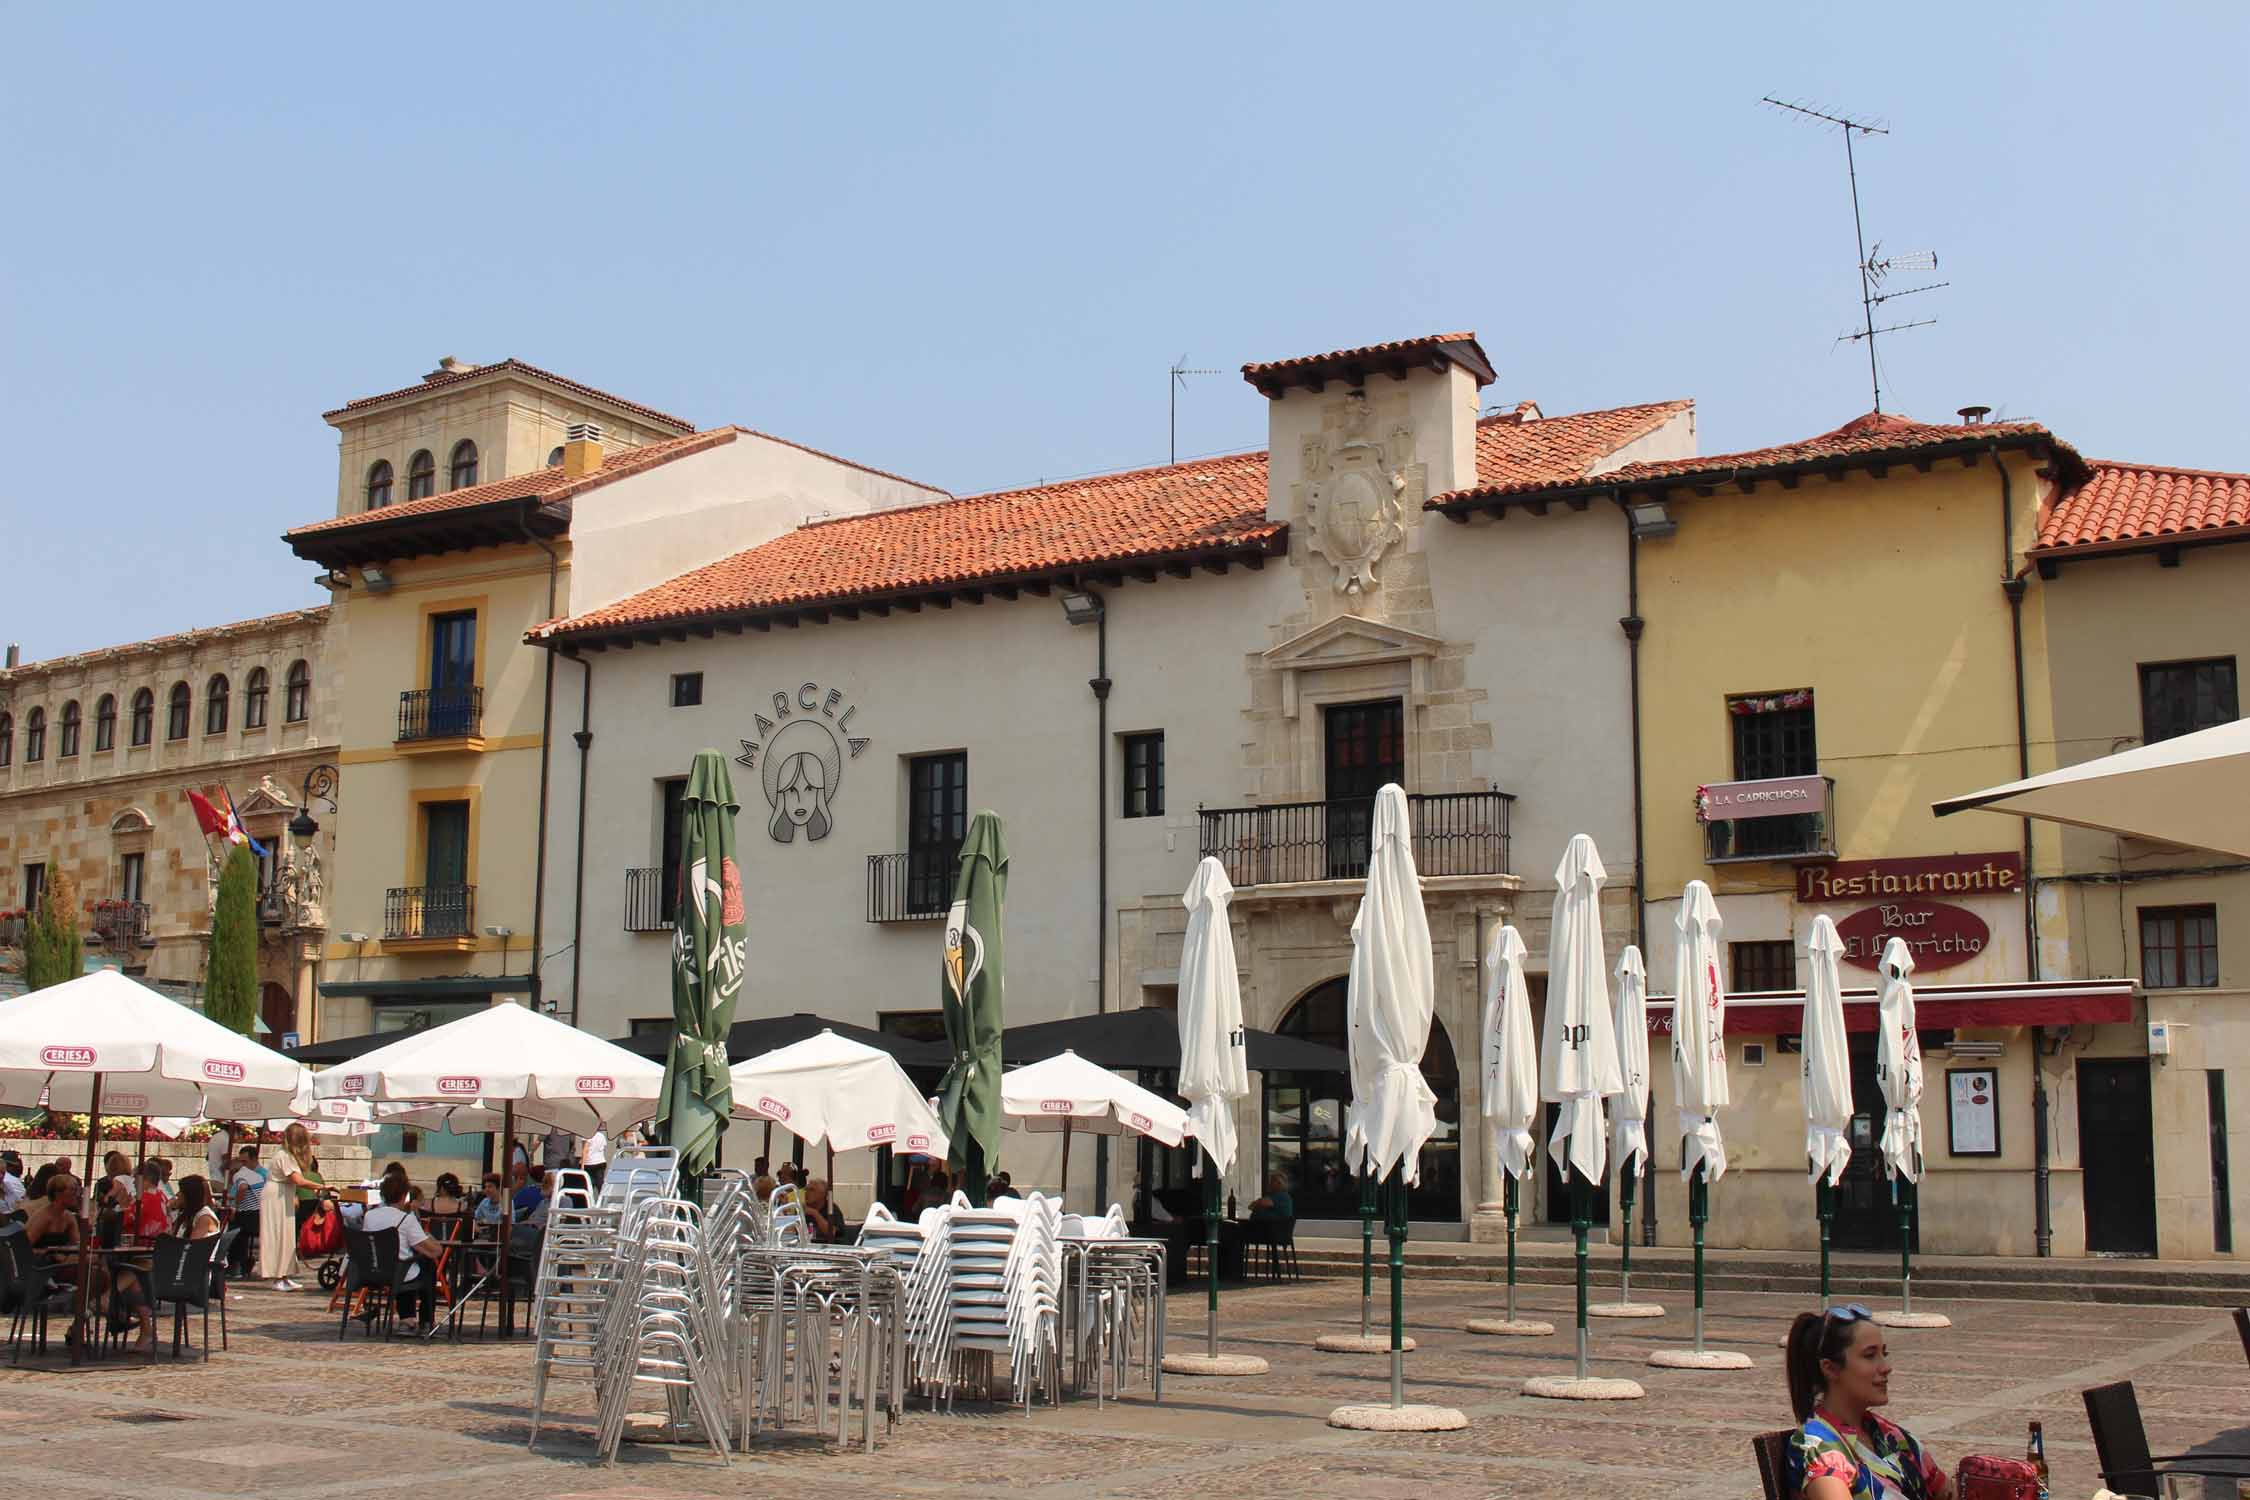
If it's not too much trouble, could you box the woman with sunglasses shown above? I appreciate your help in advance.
[1785,1303,1954,1500]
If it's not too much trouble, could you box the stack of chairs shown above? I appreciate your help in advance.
[1064,1209,1167,1406]
[526,1169,622,1449]
[598,1147,681,1212]
[592,1197,731,1467]
[746,1247,902,1453]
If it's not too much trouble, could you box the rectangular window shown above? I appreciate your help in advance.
[1324,698,1405,880]
[22,863,46,916]
[670,672,703,708]
[2140,904,2219,988]
[906,752,968,914]
[659,776,688,918]
[2211,1070,2234,1255]
[1726,691,1819,858]
[1729,939,1796,993]
[120,852,145,905]
[2140,658,2238,745]
[629,1016,671,1040]
[1121,732,1164,818]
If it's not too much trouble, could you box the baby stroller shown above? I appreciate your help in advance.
[298,1192,347,1291]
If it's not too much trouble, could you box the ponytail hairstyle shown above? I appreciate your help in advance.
[1784,1310,1862,1422]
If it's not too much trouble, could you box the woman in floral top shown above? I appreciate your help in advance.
[1783,1304,1953,1500]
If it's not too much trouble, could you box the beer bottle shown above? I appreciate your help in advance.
[2027,1420,2050,1498]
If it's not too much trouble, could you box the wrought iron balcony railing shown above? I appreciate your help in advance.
[1198,790,1515,887]
[866,848,960,923]
[91,899,152,949]
[624,867,673,932]
[397,684,483,743]
[383,883,475,941]
[1698,775,1838,864]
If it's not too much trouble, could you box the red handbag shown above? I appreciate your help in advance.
[1956,1455,2042,1500]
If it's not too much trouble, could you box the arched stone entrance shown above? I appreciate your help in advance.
[260,981,296,1042]
[1260,977,1461,1220]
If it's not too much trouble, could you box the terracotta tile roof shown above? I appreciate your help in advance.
[1243,332,1496,392]
[286,428,738,540]
[1435,410,2079,508]
[0,606,330,682]
[1464,399,1693,493]
[322,358,695,433]
[2034,460,2250,554]
[533,449,1280,641]
[532,397,1690,642]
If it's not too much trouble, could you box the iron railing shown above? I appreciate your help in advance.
[866,848,960,923]
[1198,790,1515,887]
[91,900,152,948]
[0,913,23,948]
[396,684,483,742]
[383,883,474,940]
[1702,776,1837,864]
[258,884,287,926]
[624,867,672,932]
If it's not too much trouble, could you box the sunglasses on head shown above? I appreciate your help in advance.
[1824,1303,1873,1323]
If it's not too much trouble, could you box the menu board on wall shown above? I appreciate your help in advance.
[1946,1067,2001,1157]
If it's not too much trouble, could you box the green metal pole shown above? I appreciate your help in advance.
[1387,1168,1408,1409]
[1690,1161,1709,1355]
[1618,1165,1637,1304]
[1504,1173,1519,1324]
[1896,1176,1913,1317]
[1571,1171,1591,1381]
[1205,1167,1221,1359]
[1817,1176,1834,1302]
[1358,1167,1376,1339]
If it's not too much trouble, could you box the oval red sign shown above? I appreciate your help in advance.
[1836,900,1990,973]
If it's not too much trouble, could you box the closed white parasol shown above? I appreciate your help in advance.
[1801,916,1854,1187]
[1481,924,1539,1182]
[1542,835,1622,1188]
[1343,785,1437,1186]
[1175,856,1249,1175]
[1875,936,1923,1184]
[1669,880,1729,1183]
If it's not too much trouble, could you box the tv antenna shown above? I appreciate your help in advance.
[1761,97,1948,414]
[1170,357,1221,465]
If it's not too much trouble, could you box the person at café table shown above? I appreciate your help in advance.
[512,1165,547,1223]
[1785,1305,1953,1500]
[24,1174,105,1350]
[362,1174,442,1331]
[98,1171,161,1352]
[430,1173,465,1216]
[130,1161,170,1240]
[803,1179,846,1242]
[473,1173,507,1232]
[173,1174,221,1241]
[1247,1171,1294,1220]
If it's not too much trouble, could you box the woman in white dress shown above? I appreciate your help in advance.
[258,1123,319,1290]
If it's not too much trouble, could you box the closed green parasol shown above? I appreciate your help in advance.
[654,750,747,1178]
[936,811,1007,1201]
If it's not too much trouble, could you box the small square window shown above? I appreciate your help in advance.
[1122,732,1164,819]
[1729,939,1796,993]
[2140,904,2219,988]
[670,672,703,708]
[1740,1042,1767,1068]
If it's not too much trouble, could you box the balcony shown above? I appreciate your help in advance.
[624,867,672,932]
[382,883,476,951]
[1698,775,1838,864]
[395,685,484,752]
[91,899,152,950]
[1,911,28,948]
[1198,790,1516,889]
[867,848,960,923]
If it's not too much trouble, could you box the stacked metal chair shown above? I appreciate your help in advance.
[526,1169,624,1448]
[1064,1208,1168,1406]
[598,1147,681,1212]
[592,1196,732,1467]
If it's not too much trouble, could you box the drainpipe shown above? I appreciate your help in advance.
[565,651,594,1030]
[1090,594,1112,1209]
[1618,496,1657,1244]
[1993,442,2051,1256]
[520,507,560,1015]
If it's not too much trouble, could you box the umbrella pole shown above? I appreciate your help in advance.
[499,1101,514,1338]
[1357,1167,1375,1340]
[1386,1167,1407,1410]
[1895,1175,1912,1317]
[1690,1160,1709,1355]
[1571,1170,1591,1382]
[77,1074,103,1351]
[1618,1165,1636,1305]
[1060,1119,1072,1200]
[1504,1173,1519,1324]
[1204,1163,1220,1360]
[762,1119,772,1163]
[1817,1175,1834,1302]
[137,1114,149,1174]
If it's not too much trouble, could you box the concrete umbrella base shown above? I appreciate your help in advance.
[1466,1317,1555,1337]
[1328,1403,1468,1431]
[1647,1348,1755,1370]
[1162,1352,1271,1376]
[1315,1332,1416,1353]
[1872,1310,1952,1329]
[1588,1302,1667,1319]
[1524,1375,1646,1401]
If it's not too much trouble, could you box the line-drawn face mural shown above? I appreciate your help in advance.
[761,717,841,843]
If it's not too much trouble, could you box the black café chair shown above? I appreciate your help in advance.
[206,1223,243,1350]
[338,1223,412,1340]
[2,1228,77,1362]
[2083,1379,2250,1498]
[148,1234,222,1361]
[1752,1429,1798,1500]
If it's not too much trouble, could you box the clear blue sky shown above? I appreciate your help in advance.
[4,4,2244,658]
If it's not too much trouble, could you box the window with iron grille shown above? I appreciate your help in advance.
[2140,904,2219,989]
[1121,732,1164,818]
[2139,658,2238,745]
[671,672,703,708]
[1726,691,1818,859]
[1729,939,1796,993]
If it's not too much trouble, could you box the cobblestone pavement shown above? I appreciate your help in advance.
[0,1277,2239,1499]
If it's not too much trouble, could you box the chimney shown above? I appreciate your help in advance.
[424,355,481,383]
[562,421,605,479]
[1957,404,1992,426]
[4,643,18,669]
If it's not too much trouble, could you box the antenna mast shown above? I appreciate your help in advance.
[1761,97,1945,414]
[1170,357,1221,465]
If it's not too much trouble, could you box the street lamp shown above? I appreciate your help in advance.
[290,763,339,842]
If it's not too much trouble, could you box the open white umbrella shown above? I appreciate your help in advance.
[1000,1047,1188,1193]
[1539,835,1625,1386]
[1172,855,1258,1372]
[1338,784,1442,1420]
[1872,935,1944,1327]
[1607,945,1655,1311]
[1802,916,1854,1300]
[1661,879,1741,1365]
[730,1029,949,1158]
[1933,715,2250,858]
[315,1001,663,1135]
[1480,923,1540,1327]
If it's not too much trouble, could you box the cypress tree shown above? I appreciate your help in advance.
[206,844,259,1035]
[25,867,81,990]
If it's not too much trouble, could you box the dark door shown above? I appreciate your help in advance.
[906,752,967,915]
[2079,1059,2158,1255]
[659,776,688,919]
[428,610,477,735]
[260,981,296,1041]
[1324,698,1404,880]
[1831,1033,1920,1252]
[422,801,471,936]
[1728,695,1819,857]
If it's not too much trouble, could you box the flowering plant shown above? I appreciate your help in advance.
[1694,785,1712,824]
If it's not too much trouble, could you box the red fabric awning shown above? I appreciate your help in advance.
[1645,980,2136,1035]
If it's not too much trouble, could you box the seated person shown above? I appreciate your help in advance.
[430,1173,465,1217]
[172,1175,222,1240]
[986,1171,1018,1202]
[1785,1305,1954,1500]
[803,1178,846,1242]
[361,1174,443,1329]
[472,1173,507,1233]
[1247,1172,1294,1221]
[512,1166,547,1223]
[130,1161,170,1240]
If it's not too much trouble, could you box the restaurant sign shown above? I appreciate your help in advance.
[1834,900,1990,973]
[1698,775,1825,822]
[1798,852,2023,904]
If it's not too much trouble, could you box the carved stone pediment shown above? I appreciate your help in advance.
[235,777,297,818]
[1261,615,1446,719]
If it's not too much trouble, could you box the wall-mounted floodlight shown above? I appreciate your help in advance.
[1627,500,1677,540]
[1058,589,1105,626]
[358,564,394,593]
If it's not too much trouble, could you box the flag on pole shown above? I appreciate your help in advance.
[185,788,268,857]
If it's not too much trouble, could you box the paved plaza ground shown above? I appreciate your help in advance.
[0,1276,2240,1499]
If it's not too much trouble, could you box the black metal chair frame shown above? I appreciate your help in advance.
[2,1230,76,1362]
[206,1223,242,1351]
[2082,1378,2250,1498]
[1752,1428,1797,1500]
[338,1223,414,1340]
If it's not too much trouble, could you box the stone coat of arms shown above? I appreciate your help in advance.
[1298,393,1422,594]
